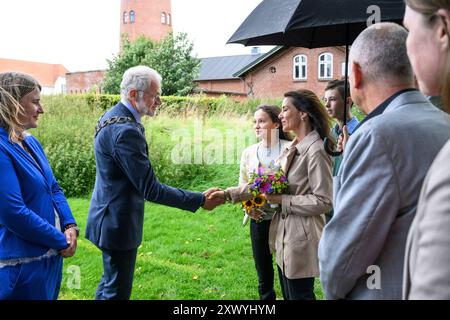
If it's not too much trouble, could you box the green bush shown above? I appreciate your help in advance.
[83,93,281,116]
[35,94,363,197]
[35,94,256,197]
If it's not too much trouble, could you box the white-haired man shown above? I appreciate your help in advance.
[86,66,221,300]
[318,23,450,299]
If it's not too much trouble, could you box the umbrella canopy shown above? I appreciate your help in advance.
[228,0,406,155]
[228,0,405,48]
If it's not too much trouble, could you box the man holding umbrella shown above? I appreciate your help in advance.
[318,22,450,299]
[323,79,359,222]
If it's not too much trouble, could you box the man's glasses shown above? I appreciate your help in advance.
[139,90,161,102]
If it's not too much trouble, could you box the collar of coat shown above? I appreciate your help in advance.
[280,130,321,174]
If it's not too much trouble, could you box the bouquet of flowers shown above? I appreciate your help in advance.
[241,194,267,225]
[241,163,288,226]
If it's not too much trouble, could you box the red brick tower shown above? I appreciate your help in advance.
[120,0,172,45]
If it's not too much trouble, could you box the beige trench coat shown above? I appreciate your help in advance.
[228,130,333,279]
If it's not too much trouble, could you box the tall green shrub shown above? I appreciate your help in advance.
[103,33,200,96]
[35,94,263,197]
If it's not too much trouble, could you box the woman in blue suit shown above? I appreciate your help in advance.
[0,72,78,300]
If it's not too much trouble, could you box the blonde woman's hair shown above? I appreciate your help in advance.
[0,72,41,143]
[405,0,450,112]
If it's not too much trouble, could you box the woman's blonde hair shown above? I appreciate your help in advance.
[405,0,450,112]
[0,72,41,143]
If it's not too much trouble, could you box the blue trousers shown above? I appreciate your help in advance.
[0,254,63,300]
[95,248,137,300]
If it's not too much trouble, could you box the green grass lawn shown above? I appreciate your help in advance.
[35,95,326,300]
[59,198,324,300]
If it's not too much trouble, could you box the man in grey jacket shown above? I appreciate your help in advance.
[318,23,450,299]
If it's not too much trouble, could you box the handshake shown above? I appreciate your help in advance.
[201,187,228,211]
[200,187,283,211]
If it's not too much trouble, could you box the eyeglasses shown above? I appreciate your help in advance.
[139,90,161,102]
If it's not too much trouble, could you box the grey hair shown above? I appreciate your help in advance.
[120,65,162,100]
[349,22,414,85]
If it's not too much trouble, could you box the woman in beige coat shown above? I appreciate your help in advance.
[402,0,450,299]
[264,89,333,300]
[216,90,333,299]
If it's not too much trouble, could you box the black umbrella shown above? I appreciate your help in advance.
[228,0,405,155]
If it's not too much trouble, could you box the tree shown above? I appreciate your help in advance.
[102,33,200,96]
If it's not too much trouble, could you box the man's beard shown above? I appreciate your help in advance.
[136,97,155,117]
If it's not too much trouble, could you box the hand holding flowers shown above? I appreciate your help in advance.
[241,163,288,225]
[248,163,288,207]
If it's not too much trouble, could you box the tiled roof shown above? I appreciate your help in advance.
[196,53,263,80]
[0,58,69,87]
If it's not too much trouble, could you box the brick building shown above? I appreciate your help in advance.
[66,0,172,94]
[194,51,263,100]
[0,58,68,94]
[120,0,172,45]
[195,46,347,99]
[66,0,347,99]
[66,70,107,94]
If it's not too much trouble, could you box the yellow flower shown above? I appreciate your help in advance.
[242,199,253,212]
[252,195,266,207]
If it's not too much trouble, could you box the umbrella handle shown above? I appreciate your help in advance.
[323,137,342,157]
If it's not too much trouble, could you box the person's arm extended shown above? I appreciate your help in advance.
[226,148,253,203]
[113,127,203,212]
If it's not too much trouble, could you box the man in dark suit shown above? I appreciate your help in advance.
[85,66,221,300]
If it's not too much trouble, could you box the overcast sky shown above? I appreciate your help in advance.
[0,0,270,72]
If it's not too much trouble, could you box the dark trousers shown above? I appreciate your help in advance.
[95,248,138,300]
[250,219,276,300]
[277,266,316,300]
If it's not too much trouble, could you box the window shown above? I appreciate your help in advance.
[161,12,166,24]
[318,53,333,79]
[129,10,135,23]
[293,54,307,80]
[123,11,128,24]
[167,13,171,25]
[341,62,347,77]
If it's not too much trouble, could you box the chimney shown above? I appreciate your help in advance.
[251,47,261,55]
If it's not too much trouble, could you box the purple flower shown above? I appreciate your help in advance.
[260,182,271,194]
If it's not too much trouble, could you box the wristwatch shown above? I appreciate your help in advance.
[65,224,80,237]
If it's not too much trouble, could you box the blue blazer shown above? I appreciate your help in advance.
[86,103,204,251]
[0,128,75,260]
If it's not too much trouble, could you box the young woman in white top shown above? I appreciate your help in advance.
[228,105,291,300]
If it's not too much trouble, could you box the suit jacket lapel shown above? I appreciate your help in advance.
[14,141,45,177]
[23,138,53,187]
[117,103,146,136]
